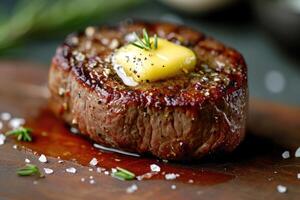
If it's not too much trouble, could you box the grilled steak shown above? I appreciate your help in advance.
[48,21,248,161]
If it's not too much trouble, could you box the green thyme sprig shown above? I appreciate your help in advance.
[112,167,136,181]
[5,127,32,142]
[131,29,158,51]
[17,164,44,177]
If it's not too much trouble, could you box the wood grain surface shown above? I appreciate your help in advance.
[0,61,300,200]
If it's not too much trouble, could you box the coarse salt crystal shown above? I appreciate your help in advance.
[0,134,6,145]
[38,154,47,163]
[58,160,64,163]
[89,179,96,184]
[9,118,25,129]
[89,157,98,166]
[277,185,287,193]
[297,173,300,179]
[70,127,79,134]
[89,176,94,179]
[282,151,290,159]
[104,171,109,175]
[171,185,176,190]
[81,178,85,182]
[1,112,11,121]
[150,164,161,172]
[96,167,105,173]
[66,167,77,174]
[124,33,136,42]
[89,168,93,172]
[25,158,31,163]
[126,184,138,193]
[165,173,178,180]
[295,147,300,157]
[44,168,54,174]
[12,144,17,149]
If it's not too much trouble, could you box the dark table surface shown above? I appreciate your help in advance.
[0,0,299,105]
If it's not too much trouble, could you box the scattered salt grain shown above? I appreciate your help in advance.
[89,157,98,166]
[111,168,117,174]
[96,167,105,173]
[89,176,94,179]
[0,134,6,145]
[70,127,80,134]
[165,173,179,180]
[38,154,47,163]
[88,168,93,172]
[66,167,77,174]
[104,171,110,175]
[282,151,290,159]
[44,168,54,174]
[150,164,161,172]
[33,180,38,185]
[188,179,194,183]
[295,147,300,157]
[126,184,138,194]
[89,179,96,184]
[277,185,287,193]
[9,118,25,129]
[124,33,136,42]
[25,158,31,163]
[171,185,177,190]
[297,173,300,179]
[81,178,85,182]
[12,144,18,149]
[1,112,11,121]
[58,160,64,163]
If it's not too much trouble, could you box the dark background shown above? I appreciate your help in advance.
[0,0,299,105]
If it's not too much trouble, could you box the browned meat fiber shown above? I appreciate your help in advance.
[48,21,248,161]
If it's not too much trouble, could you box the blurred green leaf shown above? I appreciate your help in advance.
[0,0,142,51]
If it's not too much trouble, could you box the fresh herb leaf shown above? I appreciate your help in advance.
[112,167,135,181]
[131,29,158,51]
[17,164,44,177]
[154,34,158,49]
[5,127,32,142]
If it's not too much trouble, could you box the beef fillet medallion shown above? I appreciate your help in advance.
[48,21,248,161]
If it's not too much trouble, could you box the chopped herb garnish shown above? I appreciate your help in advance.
[112,167,135,181]
[5,127,32,142]
[131,29,158,51]
[154,34,158,49]
[17,164,44,177]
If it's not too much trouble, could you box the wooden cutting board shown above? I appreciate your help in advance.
[0,61,300,200]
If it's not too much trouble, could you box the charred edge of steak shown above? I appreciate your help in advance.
[48,21,248,161]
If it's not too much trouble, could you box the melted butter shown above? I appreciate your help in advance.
[113,38,196,84]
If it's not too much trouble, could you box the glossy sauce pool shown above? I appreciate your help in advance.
[19,109,233,185]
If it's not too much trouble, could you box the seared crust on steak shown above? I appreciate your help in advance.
[48,21,248,160]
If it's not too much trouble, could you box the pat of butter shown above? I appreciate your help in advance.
[113,38,196,83]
